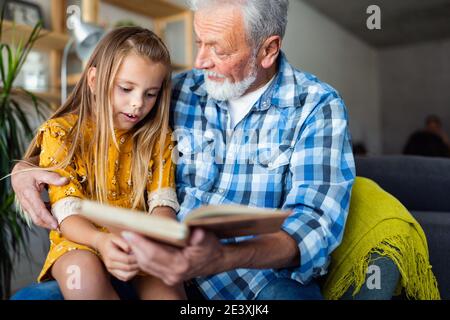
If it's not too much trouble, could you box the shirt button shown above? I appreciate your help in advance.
[218,189,225,194]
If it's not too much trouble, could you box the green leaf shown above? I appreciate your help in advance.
[20,88,51,118]
[11,100,33,139]
[4,45,15,92]
[16,22,43,74]
[0,44,7,86]
[0,16,46,299]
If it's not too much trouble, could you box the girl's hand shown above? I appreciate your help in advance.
[96,233,140,281]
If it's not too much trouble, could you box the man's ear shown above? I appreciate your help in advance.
[259,36,281,69]
[87,67,97,94]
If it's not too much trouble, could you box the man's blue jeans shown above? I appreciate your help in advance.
[11,278,323,300]
[255,278,323,300]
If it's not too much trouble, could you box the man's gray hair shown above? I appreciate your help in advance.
[187,0,289,48]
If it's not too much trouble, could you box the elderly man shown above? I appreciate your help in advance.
[11,0,354,300]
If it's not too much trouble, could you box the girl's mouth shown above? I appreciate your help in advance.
[121,112,139,123]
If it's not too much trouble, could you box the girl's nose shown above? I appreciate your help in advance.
[131,96,144,110]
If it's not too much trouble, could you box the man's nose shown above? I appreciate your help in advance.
[194,46,214,69]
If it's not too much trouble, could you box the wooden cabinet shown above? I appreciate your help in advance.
[1,0,194,108]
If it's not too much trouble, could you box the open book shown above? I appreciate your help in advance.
[80,200,291,247]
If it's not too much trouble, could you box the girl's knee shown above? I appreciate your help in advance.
[52,250,116,298]
[52,250,106,283]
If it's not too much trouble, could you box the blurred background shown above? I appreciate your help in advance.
[1,0,449,296]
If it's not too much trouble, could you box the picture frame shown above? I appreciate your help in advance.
[1,0,44,28]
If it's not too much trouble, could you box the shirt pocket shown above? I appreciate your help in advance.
[249,143,293,207]
[175,130,218,190]
[256,143,293,172]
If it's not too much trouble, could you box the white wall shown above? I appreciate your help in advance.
[379,38,450,154]
[284,0,381,155]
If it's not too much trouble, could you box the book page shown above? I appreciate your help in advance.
[185,204,290,222]
[186,212,291,238]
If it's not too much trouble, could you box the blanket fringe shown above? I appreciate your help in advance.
[324,235,440,300]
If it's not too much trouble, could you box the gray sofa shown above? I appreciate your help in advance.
[355,155,450,300]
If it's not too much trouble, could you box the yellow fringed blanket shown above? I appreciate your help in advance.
[322,177,440,300]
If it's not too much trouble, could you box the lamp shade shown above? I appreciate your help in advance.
[61,15,105,102]
[67,14,104,61]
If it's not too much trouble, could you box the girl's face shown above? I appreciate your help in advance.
[111,53,166,131]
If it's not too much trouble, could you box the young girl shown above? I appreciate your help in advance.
[21,27,185,300]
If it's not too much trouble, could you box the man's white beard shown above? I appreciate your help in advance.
[203,63,257,101]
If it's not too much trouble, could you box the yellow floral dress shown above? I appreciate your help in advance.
[36,114,179,282]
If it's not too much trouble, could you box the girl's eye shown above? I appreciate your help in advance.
[119,86,132,92]
[146,93,157,98]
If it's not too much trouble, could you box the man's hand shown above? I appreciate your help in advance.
[11,162,68,229]
[122,229,225,286]
[96,233,139,282]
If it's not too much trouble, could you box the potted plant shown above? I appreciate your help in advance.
[0,4,50,299]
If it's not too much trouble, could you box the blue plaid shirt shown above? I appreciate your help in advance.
[170,52,355,299]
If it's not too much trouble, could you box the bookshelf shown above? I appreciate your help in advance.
[1,20,69,51]
[2,0,194,108]
[102,0,186,18]
[69,0,194,88]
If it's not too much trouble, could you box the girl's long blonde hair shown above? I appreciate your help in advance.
[23,27,172,210]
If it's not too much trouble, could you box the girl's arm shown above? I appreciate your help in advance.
[59,215,133,257]
[59,207,176,250]
[59,215,139,282]
[151,206,176,220]
[59,215,107,251]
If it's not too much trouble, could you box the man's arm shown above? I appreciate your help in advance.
[270,93,355,283]
[122,228,299,286]
[11,159,68,229]
[222,230,299,270]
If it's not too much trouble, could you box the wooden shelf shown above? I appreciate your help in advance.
[66,73,82,87]
[33,90,61,104]
[102,0,185,18]
[7,87,61,105]
[1,20,69,51]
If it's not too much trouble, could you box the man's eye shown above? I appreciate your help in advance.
[212,47,227,58]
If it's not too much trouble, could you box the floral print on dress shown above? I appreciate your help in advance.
[36,115,178,282]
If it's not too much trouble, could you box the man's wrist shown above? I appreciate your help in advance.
[12,161,29,173]
[13,157,39,173]
[220,243,252,273]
